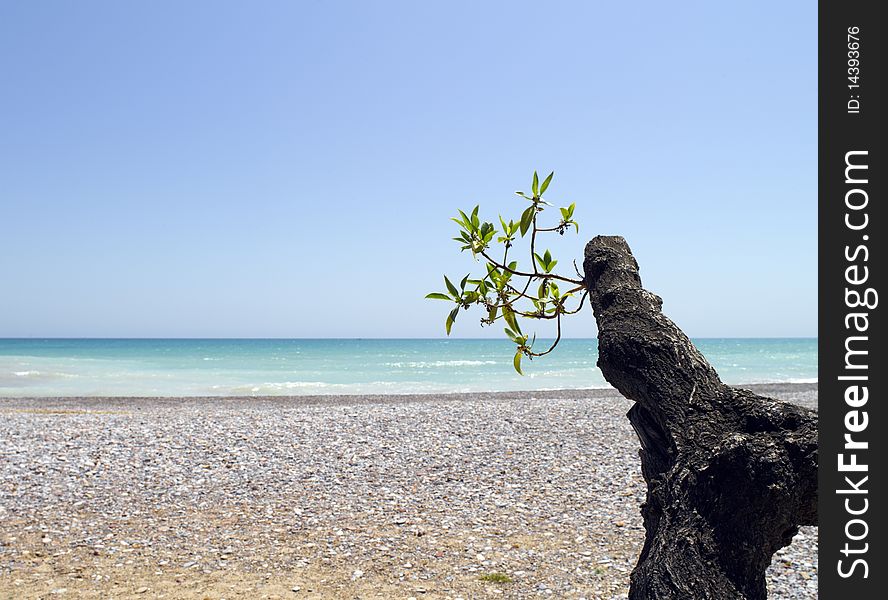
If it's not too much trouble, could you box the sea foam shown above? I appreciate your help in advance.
[385,360,497,368]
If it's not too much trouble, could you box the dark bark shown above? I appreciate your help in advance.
[582,236,817,600]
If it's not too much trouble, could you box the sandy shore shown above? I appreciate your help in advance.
[0,384,817,599]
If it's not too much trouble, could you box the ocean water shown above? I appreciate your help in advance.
[0,338,816,398]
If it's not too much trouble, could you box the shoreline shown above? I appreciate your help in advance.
[0,381,817,409]
[0,384,816,599]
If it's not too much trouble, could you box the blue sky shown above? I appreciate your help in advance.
[0,1,816,338]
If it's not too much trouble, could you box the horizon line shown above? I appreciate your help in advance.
[0,336,819,341]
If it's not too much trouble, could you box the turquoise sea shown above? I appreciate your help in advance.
[0,338,816,398]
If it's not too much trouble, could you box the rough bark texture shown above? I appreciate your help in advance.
[582,236,817,600]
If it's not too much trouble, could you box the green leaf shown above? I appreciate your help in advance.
[568,202,575,217]
[560,207,569,219]
[444,276,459,298]
[445,307,459,335]
[519,205,535,236]
[513,351,523,375]
[504,327,518,342]
[460,274,470,291]
[488,305,498,322]
[457,209,475,232]
[503,306,521,333]
[471,205,480,227]
[534,250,556,273]
[425,293,451,301]
[532,171,539,196]
[539,171,554,195]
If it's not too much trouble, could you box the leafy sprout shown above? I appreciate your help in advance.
[426,171,587,374]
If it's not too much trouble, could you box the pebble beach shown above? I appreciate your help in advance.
[0,384,817,599]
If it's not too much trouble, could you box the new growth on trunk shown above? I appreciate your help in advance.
[428,176,817,599]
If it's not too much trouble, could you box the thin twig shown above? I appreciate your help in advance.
[527,310,562,357]
[478,249,583,286]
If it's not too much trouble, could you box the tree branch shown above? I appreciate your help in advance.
[478,249,583,286]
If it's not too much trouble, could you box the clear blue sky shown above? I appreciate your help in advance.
[0,1,815,338]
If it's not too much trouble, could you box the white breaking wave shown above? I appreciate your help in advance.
[221,381,332,394]
[265,381,330,389]
[385,360,498,368]
[12,370,79,379]
[216,379,442,396]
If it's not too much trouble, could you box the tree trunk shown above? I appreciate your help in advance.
[582,236,817,600]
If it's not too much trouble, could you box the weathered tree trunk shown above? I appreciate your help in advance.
[582,236,817,600]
